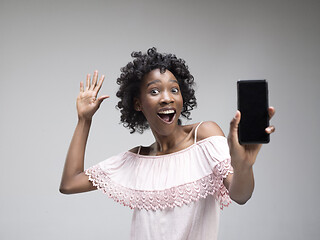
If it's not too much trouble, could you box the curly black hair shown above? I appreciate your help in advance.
[116,47,197,134]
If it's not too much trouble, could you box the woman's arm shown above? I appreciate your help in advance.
[225,107,275,204]
[59,71,109,194]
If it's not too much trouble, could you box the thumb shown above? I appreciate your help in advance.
[96,95,110,106]
[228,110,241,145]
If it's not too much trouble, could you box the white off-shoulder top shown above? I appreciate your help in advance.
[85,123,233,240]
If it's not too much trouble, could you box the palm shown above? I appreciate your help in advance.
[237,143,262,166]
[77,91,99,118]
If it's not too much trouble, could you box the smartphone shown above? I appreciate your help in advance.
[237,80,269,144]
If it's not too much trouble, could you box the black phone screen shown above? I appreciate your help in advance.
[237,80,269,144]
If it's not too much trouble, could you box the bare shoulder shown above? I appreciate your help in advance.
[196,121,225,141]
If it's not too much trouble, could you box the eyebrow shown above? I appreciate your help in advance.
[146,79,179,87]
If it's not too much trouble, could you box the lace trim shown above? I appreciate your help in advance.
[85,159,232,211]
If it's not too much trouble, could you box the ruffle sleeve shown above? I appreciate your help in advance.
[85,136,233,211]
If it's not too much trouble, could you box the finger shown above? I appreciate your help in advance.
[80,81,84,92]
[265,125,275,134]
[95,74,105,93]
[228,110,241,145]
[268,106,275,120]
[230,110,241,133]
[86,74,90,90]
[90,70,98,90]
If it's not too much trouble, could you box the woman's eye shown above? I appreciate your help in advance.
[171,87,179,93]
[150,89,160,95]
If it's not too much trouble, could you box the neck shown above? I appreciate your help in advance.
[151,125,188,155]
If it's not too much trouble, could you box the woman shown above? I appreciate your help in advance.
[60,47,275,239]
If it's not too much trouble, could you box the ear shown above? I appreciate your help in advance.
[134,98,141,111]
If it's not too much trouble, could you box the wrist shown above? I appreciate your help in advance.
[232,164,253,175]
[77,117,92,125]
[231,154,256,171]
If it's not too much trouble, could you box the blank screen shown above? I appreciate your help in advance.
[238,80,269,144]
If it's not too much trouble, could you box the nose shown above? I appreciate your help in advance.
[160,90,174,105]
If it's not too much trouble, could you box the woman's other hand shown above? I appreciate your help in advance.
[77,70,109,121]
[227,107,276,170]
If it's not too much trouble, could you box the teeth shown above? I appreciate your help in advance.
[158,110,175,114]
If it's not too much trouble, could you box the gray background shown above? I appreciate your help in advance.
[1,0,319,239]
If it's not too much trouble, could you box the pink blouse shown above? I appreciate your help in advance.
[85,135,233,239]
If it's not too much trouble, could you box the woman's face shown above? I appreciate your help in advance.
[135,68,183,135]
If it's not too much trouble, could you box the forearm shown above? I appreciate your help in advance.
[60,118,92,192]
[228,166,254,205]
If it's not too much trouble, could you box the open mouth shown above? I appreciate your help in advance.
[157,109,176,123]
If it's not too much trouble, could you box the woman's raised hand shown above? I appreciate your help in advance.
[77,70,109,121]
